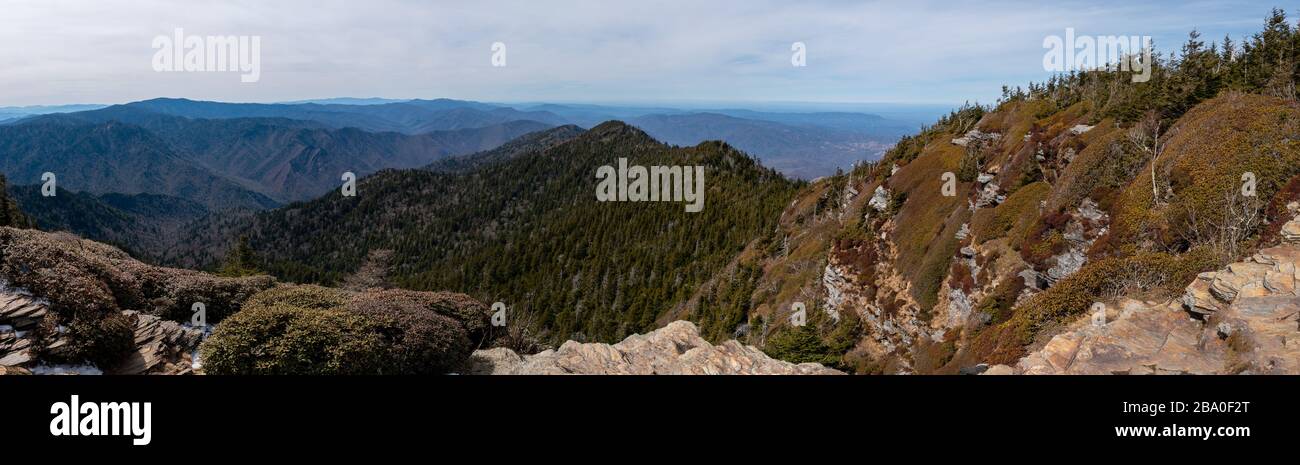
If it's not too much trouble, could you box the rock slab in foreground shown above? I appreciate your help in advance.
[469,321,842,375]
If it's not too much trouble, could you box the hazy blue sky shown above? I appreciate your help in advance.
[0,0,1283,107]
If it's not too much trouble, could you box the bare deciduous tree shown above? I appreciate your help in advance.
[493,307,549,354]
[1128,112,1166,205]
[1182,187,1265,262]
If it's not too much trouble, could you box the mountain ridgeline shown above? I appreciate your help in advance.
[168,122,802,344]
[30,105,553,203]
[0,97,916,264]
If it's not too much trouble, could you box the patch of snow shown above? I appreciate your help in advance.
[0,279,50,306]
[182,323,215,370]
[955,223,971,241]
[31,363,103,375]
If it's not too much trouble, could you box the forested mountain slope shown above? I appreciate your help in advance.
[168,122,801,344]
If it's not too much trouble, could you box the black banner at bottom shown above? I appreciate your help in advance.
[1,375,1294,455]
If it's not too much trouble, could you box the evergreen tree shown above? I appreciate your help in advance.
[218,235,262,277]
[0,175,32,229]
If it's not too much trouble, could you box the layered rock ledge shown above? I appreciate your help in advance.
[469,321,841,375]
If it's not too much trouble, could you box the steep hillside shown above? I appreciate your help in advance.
[167,122,801,345]
[160,118,551,202]
[0,120,279,211]
[8,185,206,260]
[427,124,585,173]
[1010,212,1300,375]
[714,12,1300,374]
[0,175,32,229]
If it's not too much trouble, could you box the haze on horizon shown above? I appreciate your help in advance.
[0,0,1279,108]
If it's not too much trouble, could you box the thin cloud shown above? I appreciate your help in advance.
[0,0,1280,106]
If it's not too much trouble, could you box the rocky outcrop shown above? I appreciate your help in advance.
[1029,199,1109,288]
[821,264,846,322]
[1015,299,1227,375]
[107,311,205,375]
[868,186,890,212]
[468,321,841,375]
[0,291,48,368]
[1012,216,1300,375]
[951,129,1001,147]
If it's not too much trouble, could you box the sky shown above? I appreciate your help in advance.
[0,0,1283,108]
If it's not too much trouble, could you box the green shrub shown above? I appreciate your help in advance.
[346,294,473,373]
[350,289,492,347]
[200,285,484,374]
[200,304,389,375]
[762,305,862,370]
[243,284,350,312]
[972,181,1050,244]
[59,312,136,368]
[763,325,838,366]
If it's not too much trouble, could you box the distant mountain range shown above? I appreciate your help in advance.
[0,95,928,261]
[626,112,896,179]
[0,104,107,123]
[2,97,925,180]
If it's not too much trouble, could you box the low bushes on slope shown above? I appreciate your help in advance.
[350,288,493,347]
[199,303,390,375]
[972,181,1050,245]
[887,140,969,314]
[200,284,491,374]
[0,227,274,322]
[1103,93,1300,260]
[0,227,274,366]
